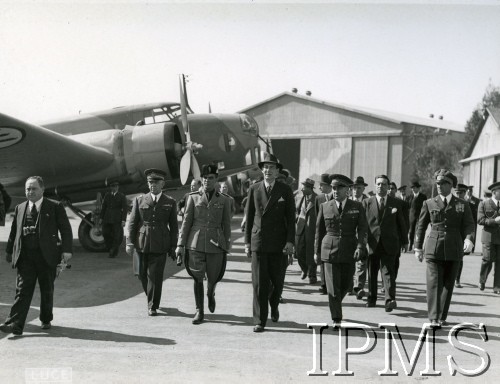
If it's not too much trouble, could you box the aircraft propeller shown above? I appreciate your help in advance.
[179,74,202,184]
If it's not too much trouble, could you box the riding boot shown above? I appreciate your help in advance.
[207,283,216,313]
[192,281,204,325]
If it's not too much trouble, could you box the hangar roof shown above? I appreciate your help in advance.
[239,91,463,132]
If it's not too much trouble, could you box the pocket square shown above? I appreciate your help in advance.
[278,197,285,202]
[391,208,397,214]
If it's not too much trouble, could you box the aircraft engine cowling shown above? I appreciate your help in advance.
[122,122,184,185]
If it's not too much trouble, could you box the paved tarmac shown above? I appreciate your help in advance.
[0,213,499,383]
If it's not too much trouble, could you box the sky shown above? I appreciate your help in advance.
[1,1,500,128]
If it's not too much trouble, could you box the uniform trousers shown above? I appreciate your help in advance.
[139,252,166,310]
[102,222,123,256]
[188,250,224,290]
[325,261,355,321]
[367,242,397,304]
[6,248,56,330]
[251,251,286,327]
[479,243,500,289]
[426,259,460,321]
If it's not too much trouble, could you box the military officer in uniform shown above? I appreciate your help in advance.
[314,173,333,295]
[245,152,295,333]
[315,174,368,326]
[100,181,128,258]
[414,170,475,327]
[477,181,500,294]
[126,169,178,316]
[176,164,232,324]
[295,178,317,284]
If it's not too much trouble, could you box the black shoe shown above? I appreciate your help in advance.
[318,286,327,295]
[356,289,365,300]
[108,251,115,258]
[479,283,485,291]
[192,310,204,325]
[0,323,22,335]
[366,302,376,308]
[279,296,285,303]
[300,271,307,280]
[207,292,216,313]
[41,322,51,330]
[430,319,441,328]
[439,320,448,326]
[455,280,462,288]
[253,325,264,333]
[148,309,157,316]
[385,300,397,312]
[347,290,355,296]
[494,288,500,294]
[309,276,318,284]
[332,319,342,328]
[380,287,385,294]
[271,308,279,322]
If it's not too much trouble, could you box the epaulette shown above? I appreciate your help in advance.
[219,192,231,198]
[189,191,199,195]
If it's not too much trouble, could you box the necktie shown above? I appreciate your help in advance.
[443,198,447,208]
[338,202,343,215]
[153,196,157,205]
[378,197,385,221]
[496,201,499,212]
[266,185,272,196]
[31,203,38,217]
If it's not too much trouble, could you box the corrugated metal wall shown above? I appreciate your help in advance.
[471,117,500,159]
[351,137,388,190]
[481,157,495,196]
[299,138,352,182]
[388,136,403,186]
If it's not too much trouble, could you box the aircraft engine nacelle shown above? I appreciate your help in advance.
[122,122,184,186]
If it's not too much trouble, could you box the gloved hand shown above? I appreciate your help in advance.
[126,244,135,256]
[175,246,185,258]
[414,249,424,262]
[245,244,251,258]
[463,239,474,254]
[314,253,320,265]
[353,248,366,262]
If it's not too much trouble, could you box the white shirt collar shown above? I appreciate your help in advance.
[29,197,43,211]
[413,192,419,197]
[376,195,387,204]
[440,194,452,204]
[151,192,162,201]
[336,197,348,208]
[264,180,275,189]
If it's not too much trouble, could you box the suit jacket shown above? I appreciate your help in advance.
[414,195,475,260]
[244,180,295,253]
[178,189,232,253]
[467,195,481,225]
[100,191,128,223]
[363,195,408,255]
[6,198,73,268]
[477,199,500,245]
[127,192,178,254]
[295,192,317,260]
[315,199,367,263]
[406,193,427,229]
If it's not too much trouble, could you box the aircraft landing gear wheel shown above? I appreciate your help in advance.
[78,213,107,252]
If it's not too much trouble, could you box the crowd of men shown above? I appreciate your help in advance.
[1,153,499,336]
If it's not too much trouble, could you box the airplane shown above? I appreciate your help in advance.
[0,75,261,251]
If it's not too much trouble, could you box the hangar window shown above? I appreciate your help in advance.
[219,133,237,152]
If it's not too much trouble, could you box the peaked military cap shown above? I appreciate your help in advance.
[398,185,407,191]
[488,181,500,192]
[319,173,330,185]
[455,183,468,192]
[330,174,353,187]
[352,176,368,187]
[258,152,283,170]
[145,168,166,181]
[301,178,315,189]
[434,169,457,187]
[410,181,421,188]
[201,164,218,177]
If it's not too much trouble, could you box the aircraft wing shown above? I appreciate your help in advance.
[0,112,114,187]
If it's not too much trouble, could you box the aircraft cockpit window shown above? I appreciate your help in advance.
[219,133,237,152]
[245,149,253,166]
[152,108,168,123]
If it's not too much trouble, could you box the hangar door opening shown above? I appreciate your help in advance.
[271,139,300,182]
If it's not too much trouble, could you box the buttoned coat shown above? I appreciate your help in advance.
[477,199,500,245]
[414,195,475,260]
[315,199,368,263]
[178,190,232,253]
[127,193,178,254]
[100,191,128,223]
[363,196,408,255]
[245,181,295,253]
[6,198,73,268]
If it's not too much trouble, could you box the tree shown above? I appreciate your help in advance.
[465,81,500,139]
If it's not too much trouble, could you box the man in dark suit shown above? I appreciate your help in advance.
[314,173,332,295]
[295,178,317,284]
[477,181,500,294]
[349,176,369,299]
[414,170,475,327]
[406,181,427,251]
[363,175,408,312]
[126,169,178,316]
[315,174,368,326]
[176,164,232,324]
[245,152,295,333]
[1,176,73,336]
[100,181,128,258]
